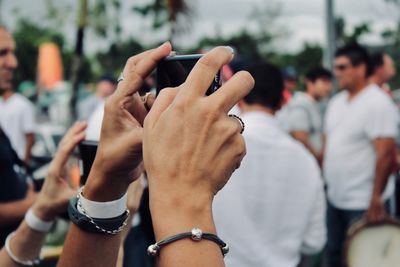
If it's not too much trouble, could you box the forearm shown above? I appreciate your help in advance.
[150,190,225,267]
[24,134,34,164]
[0,222,46,267]
[371,155,393,199]
[0,200,33,228]
[58,225,121,267]
[57,169,128,267]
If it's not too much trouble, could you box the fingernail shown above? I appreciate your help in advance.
[225,46,234,54]
[160,41,171,48]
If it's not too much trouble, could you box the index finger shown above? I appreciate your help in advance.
[114,42,172,99]
[210,70,255,113]
[180,46,234,98]
[50,122,87,173]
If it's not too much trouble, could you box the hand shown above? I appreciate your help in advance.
[32,122,87,221]
[143,46,254,234]
[84,42,172,201]
[365,196,386,223]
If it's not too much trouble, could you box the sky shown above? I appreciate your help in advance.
[1,0,399,54]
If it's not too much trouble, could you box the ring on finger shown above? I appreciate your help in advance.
[228,114,245,134]
[117,72,125,83]
[141,92,152,110]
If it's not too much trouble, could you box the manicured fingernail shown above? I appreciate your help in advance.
[225,46,234,54]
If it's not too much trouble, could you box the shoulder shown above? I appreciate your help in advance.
[286,139,322,183]
[365,85,397,111]
[328,90,347,106]
[325,91,346,116]
[288,92,309,107]
[12,94,34,108]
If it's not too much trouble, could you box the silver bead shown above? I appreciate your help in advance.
[222,244,229,255]
[147,244,159,256]
[191,228,203,241]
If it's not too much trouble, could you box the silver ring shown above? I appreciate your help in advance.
[141,92,152,110]
[117,72,125,83]
[228,114,245,134]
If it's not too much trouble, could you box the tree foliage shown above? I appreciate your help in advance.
[12,18,93,87]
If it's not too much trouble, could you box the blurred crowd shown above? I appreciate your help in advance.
[1,20,400,267]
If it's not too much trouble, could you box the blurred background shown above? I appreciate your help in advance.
[1,0,400,169]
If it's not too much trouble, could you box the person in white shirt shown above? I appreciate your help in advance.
[77,75,117,121]
[369,52,396,92]
[0,93,35,163]
[0,26,35,165]
[0,24,37,245]
[279,67,332,164]
[213,62,326,267]
[324,43,399,267]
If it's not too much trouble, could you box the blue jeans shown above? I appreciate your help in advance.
[123,225,154,267]
[326,201,390,267]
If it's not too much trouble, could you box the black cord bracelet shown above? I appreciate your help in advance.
[147,228,229,257]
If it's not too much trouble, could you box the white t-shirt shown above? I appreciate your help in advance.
[278,92,323,153]
[323,84,399,210]
[85,100,105,141]
[213,111,326,267]
[0,93,35,159]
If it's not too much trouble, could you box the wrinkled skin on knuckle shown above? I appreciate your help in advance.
[198,55,220,71]
[126,56,136,68]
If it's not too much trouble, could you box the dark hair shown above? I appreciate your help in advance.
[97,74,117,85]
[243,62,284,110]
[305,67,332,83]
[335,43,372,77]
[370,52,385,73]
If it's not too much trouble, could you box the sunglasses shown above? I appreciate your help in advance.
[334,64,352,71]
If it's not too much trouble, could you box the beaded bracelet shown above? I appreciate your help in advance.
[147,228,229,257]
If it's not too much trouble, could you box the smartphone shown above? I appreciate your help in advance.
[156,54,221,96]
[78,140,98,185]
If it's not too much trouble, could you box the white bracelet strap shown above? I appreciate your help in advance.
[25,209,54,233]
[77,186,128,219]
[5,232,41,266]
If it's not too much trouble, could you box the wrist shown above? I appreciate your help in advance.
[370,193,383,202]
[150,190,215,240]
[84,167,130,202]
[31,201,54,222]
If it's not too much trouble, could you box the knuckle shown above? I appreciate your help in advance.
[204,107,220,122]
[126,56,136,67]
[104,97,113,113]
[198,55,219,71]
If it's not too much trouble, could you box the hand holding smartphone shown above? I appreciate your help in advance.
[156,54,222,96]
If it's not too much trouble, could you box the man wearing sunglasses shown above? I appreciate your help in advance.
[323,43,399,267]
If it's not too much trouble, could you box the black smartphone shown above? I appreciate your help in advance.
[78,140,98,185]
[156,54,221,96]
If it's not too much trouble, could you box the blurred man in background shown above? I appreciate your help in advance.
[369,52,396,94]
[214,62,326,267]
[0,26,35,166]
[324,43,398,267]
[0,24,37,246]
[78,74,117,121]
[282,66,298,105]
[280,67,332,164]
